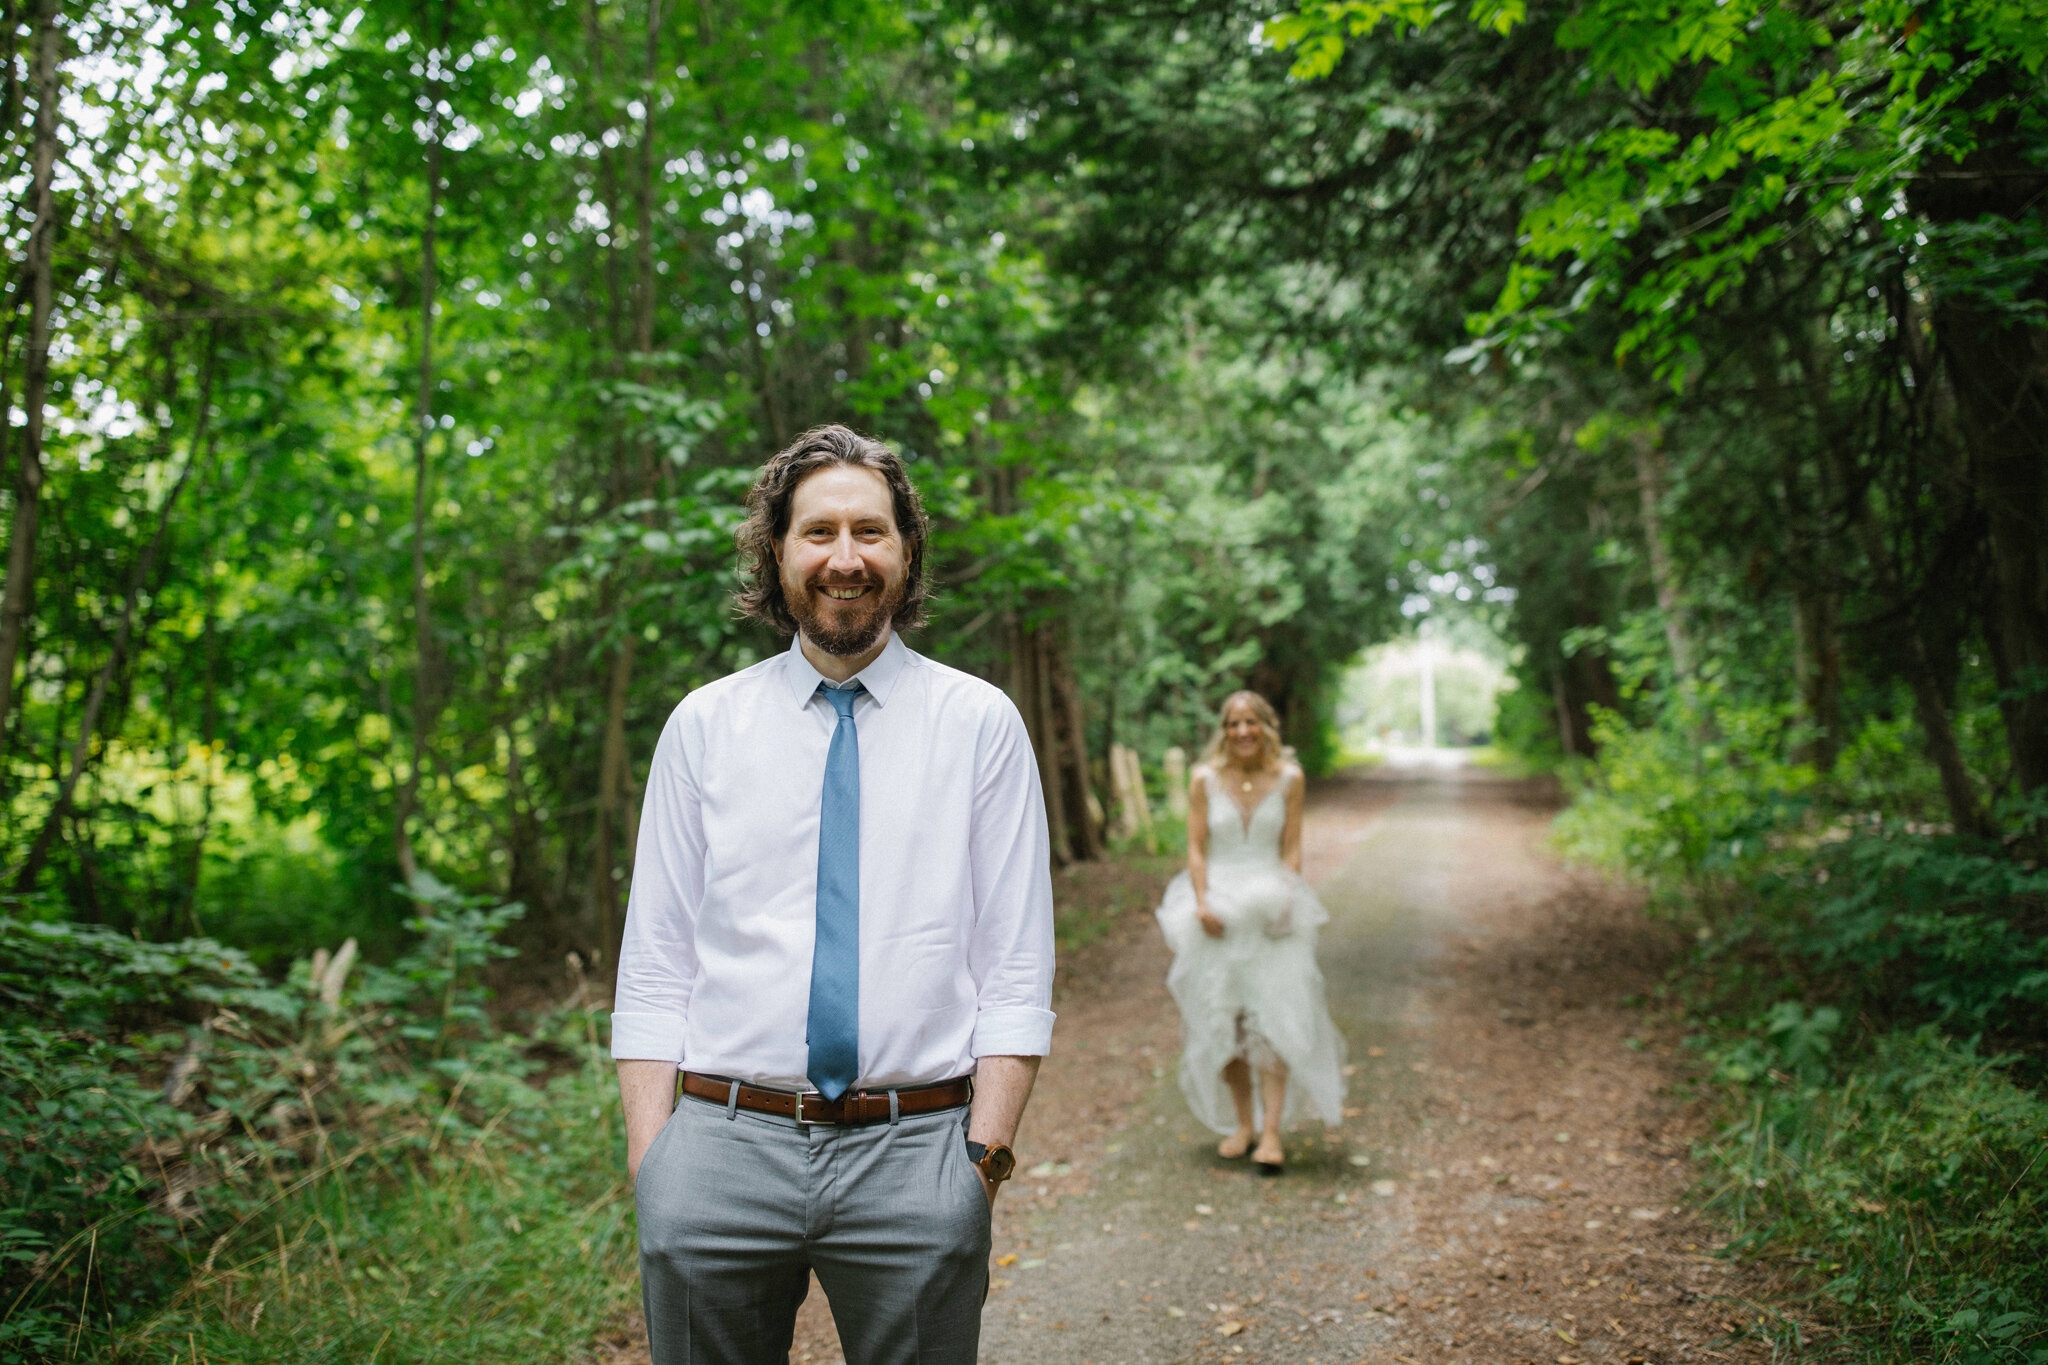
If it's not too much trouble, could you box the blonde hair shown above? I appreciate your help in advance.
[1199,690,1286,773]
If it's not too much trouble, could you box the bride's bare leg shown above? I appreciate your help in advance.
[1218,1059,1256,1157]
[1252,1063,1288,1167]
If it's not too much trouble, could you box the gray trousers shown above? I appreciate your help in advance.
[636,1092,991,1365]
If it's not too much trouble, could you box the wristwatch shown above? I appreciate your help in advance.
[964,1140,1016,1185]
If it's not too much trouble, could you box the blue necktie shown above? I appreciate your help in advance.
[807,681,864,1101]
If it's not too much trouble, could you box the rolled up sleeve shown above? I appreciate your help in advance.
[966,697,1057,1058]
[610,705,703,1062]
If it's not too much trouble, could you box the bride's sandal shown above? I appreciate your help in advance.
[1252,1136,1285,1175]
[1217,1130,1255,1160]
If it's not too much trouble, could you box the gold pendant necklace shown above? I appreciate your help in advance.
[1240,779,1253,792]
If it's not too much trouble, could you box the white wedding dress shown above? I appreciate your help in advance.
[1155,772,1347,1134]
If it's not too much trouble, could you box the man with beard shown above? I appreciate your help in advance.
[612,424,1054,1365]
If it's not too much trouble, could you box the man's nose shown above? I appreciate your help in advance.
[826,530,863,571]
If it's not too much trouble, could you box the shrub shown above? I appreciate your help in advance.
[1552,699,1814,891]
[0,878,533,1356]
[1749,827,2048,1043]
[1559,702,2048,1048]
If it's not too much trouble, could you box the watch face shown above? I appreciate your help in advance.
[984,1145,1017,1181]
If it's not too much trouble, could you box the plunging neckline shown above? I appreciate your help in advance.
[1218,773,1284,834]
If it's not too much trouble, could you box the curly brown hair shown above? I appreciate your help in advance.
[733,424,932,634]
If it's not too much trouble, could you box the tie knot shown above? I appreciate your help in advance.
[821,681,863,719]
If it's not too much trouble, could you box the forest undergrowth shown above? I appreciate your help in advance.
[1554,704,2048,1365]
[0,881,638,1362]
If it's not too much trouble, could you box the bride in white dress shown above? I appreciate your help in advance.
[1155,691,1346,1172]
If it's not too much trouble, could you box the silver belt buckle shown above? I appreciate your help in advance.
[797,1089,840,1125]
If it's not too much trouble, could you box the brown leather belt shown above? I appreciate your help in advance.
[679,1071,973,1126]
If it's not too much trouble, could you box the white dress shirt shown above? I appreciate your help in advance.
[610,633,1057,1088]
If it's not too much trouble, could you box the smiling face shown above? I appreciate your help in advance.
[775,463,908,658]
[1223,699,1269,766]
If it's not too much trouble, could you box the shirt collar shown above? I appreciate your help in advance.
[780,631,909,709]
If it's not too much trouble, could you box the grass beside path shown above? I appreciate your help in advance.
[103,1046,638,1365]
[1689,1022,2048,1361]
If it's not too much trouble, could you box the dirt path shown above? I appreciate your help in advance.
[973,761,1783,1365]
[603,761,1785,1365]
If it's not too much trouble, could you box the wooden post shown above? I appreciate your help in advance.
[1111,743,1156,851]
[1163,746,1189,820]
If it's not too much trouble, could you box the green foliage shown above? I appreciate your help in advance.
[0,924,237,1358]
[103,1032,635,1365]
[946,3,2048,1357]
[1697,1026,2048,1362]
[1751,826,2048,1036]
[0,886,536,1354]
[0,0,1422,953]
[3,0,2042,1354]
[1553,700,1816,887]
[1557,684,2046,1041]
[1490,677,1566,771]
[1540,643,2047,1358]
[1269,0,2048,384]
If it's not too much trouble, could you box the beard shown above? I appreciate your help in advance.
[786,570,907,657]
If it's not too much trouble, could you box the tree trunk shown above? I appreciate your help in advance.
[634,0,661,363]
[396,15,448,896]
[1553,640,1618,758]
[1030,623,1072,865]
[1549,663,1577,760]
[1050,632,1103,860]
[1850,475,1993,838]
[740,239,787,447]
[1939,304,2048,801]
[830,227,873,390]
[1009,616,1072,866]
[592,629,636,961]
[177,594,219,933]
[1900,621,1992,839]
[1578,645,1623,714]
[499,702,547,915]
[1910,76,2048,806]
[1110,744,1156,852]
[0,0,63,758]
[1790,587,1842,771]
[589,0,667,962]
[1631,433,1696,695]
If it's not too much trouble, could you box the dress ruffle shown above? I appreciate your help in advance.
[1155,868,1347,1134]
